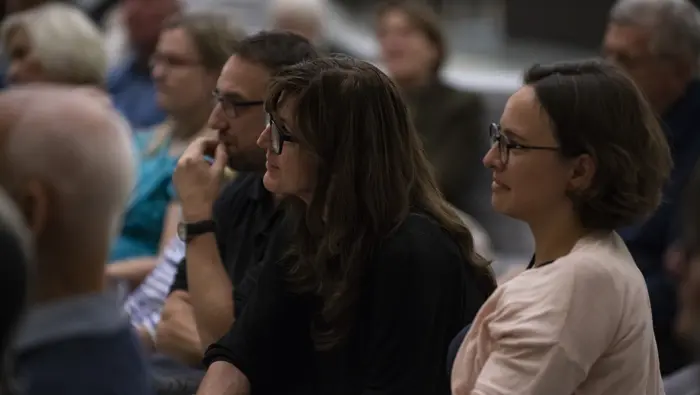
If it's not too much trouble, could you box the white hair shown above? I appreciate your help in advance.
[610,0,700,62]
[268,0,327,36]
[0,3,107,86]
[6,90,135,240]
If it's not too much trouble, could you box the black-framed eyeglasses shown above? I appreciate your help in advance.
[489,123,558,165]
[212,90,264,118]
[268,113,295,155]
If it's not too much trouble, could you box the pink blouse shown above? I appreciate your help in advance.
[451,232,664,395]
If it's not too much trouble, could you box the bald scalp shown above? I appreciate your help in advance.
[0,85,135,237]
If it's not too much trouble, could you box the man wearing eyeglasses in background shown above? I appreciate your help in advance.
[153,31,318,367]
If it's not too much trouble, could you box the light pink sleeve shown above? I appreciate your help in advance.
[472,260,619,395]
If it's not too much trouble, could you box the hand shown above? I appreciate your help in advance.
[156,291,203,365]
[173,137,228,222]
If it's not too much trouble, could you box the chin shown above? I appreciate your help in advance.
[490,194,513,216]
[262,172,281,194]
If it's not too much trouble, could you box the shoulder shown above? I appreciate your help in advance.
[378,213,465,274]
[213,172,263,213]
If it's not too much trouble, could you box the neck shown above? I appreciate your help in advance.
[527,209,589,267]
[169,107,211,141]
[395,72,433,90]
[32,255,105,305]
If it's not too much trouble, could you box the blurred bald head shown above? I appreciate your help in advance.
[0,86,134,293]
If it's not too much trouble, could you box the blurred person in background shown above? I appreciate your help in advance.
[0,86,150,395]
[108,0,180,128]
[666,164,700,395]
[375,0,485,213]
[0,187,32,395]
[107,13,244,289]
[452,59,670,394]
[198,56,496,395]
[1,3,107,87]
[268,0,341,54]
[156,31,318,368]
[602,0,700,375]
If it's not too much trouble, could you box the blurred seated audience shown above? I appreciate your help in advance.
[1,3,107,87]
[375,0,485,212]
[0,187,32,395]
[107,13,244,287]
[197,56,496,395]
[158,31,318,367]
[602,0,700,375]
[0,86,151,395]
[108,0,179,128]
[451,59,669,394]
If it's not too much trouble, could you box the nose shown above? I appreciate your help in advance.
[482,143,504,171]
[257,124,271,150]
[207,103,226,131]
[151,62,166,81]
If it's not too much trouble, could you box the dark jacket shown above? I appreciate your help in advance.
[402,79,485,209]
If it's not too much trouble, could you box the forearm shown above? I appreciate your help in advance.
[107,257,158,286]
[197,361,250,395]
[186,234,234,348]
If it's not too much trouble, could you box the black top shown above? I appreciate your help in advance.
[204,212,493,395]
[169,173,284,317]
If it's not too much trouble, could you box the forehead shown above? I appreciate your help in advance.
[500,86,553,142]
[216,55,271,100]
[603,23,653,55]
[156,27,195,54]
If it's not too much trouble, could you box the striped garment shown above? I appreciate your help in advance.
[123,236,185,338]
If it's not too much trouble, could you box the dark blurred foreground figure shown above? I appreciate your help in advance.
[375,1,485,211]
[452,59,669,394]
[0,86,152,395]
[602,0,700,375]
[197,57,496,395]
[0,187,32,395]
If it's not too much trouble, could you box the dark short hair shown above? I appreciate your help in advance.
[375,1,446,74]
[234,30,319,74]
[524,59,672,230]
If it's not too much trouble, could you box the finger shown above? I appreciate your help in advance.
[184,136,219,158]
[210,143,228,175]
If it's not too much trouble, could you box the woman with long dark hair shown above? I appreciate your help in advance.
[197,56,496,395]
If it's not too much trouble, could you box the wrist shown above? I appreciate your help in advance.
[181,203,213,222]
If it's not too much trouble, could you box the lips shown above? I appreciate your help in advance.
[492,178,509,190]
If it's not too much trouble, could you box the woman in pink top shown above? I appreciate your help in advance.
[451,59,671,395]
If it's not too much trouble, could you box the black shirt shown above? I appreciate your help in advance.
[169,173,284,317]
[204,212,493,395]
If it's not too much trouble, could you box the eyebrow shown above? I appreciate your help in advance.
[213,88,249,102]
[501,126,528,142]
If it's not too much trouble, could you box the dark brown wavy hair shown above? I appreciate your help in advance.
[265,56,495,350]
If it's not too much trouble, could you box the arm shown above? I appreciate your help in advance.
[468,262,618,394]
[155,290,203,366]
[197,361,250,395]
[107,203,181,286]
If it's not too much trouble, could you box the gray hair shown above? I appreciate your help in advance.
[268,0,327,37]
[5,89,135,240]
[610,0,700,62]
[0,3,107,86]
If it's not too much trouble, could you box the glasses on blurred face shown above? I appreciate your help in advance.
[211,89,264,119]
[488,123,558,165]
[268,113,295,155]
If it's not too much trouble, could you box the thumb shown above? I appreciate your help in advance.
[210,143,228,176]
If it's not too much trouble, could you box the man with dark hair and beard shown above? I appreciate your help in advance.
[154,31,318,365]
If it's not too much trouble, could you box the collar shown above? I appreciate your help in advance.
[15,292,128,353]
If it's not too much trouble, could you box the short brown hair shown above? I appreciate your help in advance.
[375,1,446,74]
[524,59,672,230]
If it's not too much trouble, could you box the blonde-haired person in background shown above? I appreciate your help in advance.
[1,2,107,87]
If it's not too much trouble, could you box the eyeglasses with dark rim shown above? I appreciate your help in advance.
[212,90,264,118]
[268,113,295,155]
[489,122,558,165]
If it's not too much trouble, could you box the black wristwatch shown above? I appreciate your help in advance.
[177,219,215,242]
